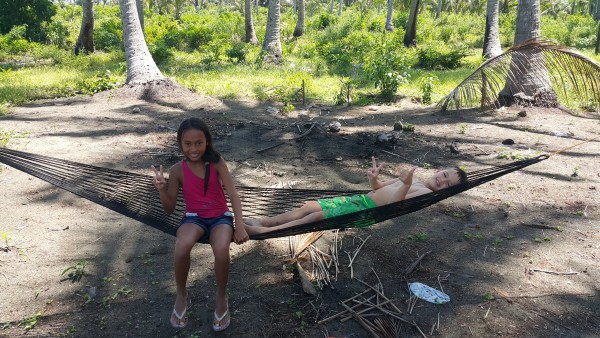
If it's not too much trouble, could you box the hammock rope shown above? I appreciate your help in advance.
[0,148,548,240]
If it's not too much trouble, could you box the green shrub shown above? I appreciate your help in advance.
[186,26,213,50]
[364,43,411,100]
[44,20,70,48]
[416,45,469,70]
[419,72,439,105]
[94,18,123,52]
[150,44,174,65]
[310,13,338,30]
[76,70,120,94]
[160,29,185,49]
[225,42,247,63]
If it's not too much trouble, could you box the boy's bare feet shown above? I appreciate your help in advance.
[244,222,268,236]
[243,218,262,227]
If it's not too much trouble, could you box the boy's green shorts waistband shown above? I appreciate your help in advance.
[317,194,377,219]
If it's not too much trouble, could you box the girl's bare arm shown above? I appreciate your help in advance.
[152,163,181,214]
[216,158,249,244]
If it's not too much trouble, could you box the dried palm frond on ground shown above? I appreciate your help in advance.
[438,39,600,112]
[289,232,324,295]
[289,230,341,293]
[318,278,426,338]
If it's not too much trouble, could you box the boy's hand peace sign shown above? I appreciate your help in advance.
[151,165,167,191]
[397,166,417,184]
[367,156,384,180]
[399,166,416,186]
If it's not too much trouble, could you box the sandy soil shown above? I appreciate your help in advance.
[0,88,599,338]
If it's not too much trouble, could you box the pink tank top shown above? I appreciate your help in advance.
[181,160,229,218]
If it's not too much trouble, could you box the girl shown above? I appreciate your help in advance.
[152,117,248,331]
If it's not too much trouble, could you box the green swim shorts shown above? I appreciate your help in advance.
[317,195,377,219]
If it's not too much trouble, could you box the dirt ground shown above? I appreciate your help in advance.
[0,87,599,338]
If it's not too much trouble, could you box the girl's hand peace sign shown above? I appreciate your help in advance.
[151,165,167,191]
[367,156,384,180]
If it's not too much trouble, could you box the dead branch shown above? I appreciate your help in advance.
[380,149,411,162]
[403,250,432,277]
[531,309,572,330]
[296,261,317,296]
[293,122,319,141]
[519,223,561,230]
[355,279,405,315]
[347,235,371,279]
[317,289,374,324]
[341,302,383,338]
[528,268,578,275]
[256,142,285,153]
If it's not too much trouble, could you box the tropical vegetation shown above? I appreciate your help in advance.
[0,0,599,108]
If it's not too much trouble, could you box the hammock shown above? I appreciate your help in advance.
[0,148,548,240]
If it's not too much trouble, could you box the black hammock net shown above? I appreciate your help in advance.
[0,148,548,240]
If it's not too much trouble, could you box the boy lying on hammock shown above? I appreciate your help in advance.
[244,157,467,235]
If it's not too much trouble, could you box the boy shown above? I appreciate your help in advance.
[244,157,467,235]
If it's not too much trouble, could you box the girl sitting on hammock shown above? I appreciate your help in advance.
[244,157,467,235]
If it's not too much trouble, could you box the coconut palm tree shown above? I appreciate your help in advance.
[439,40,600,112]
[596,24,600,54]
[245,0,258,44]
[483,0,502,58]
[136,0,144,31]
[293,0,306,37]
[119,0,164,84]
[74,0,94,55]
[497,0,557,106]
[385,0,394,32]
[263,0,282,61]
[403,0,421,47]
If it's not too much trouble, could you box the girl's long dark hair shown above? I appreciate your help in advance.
[176,118,221,163]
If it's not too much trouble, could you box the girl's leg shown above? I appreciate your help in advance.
[172,223,204,326]
[253,201,322,227]
[209,224,234,328]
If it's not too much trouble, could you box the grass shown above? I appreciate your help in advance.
[8,43,587,109]
[169,52,343,102]
[61,259,89,283]
[0,47,479,106]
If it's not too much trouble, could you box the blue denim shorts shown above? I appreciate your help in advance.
[180,211,234,243]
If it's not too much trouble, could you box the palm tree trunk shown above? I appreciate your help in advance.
[434,0,442,19]
[136,0,144,32]
[403,0,421,47]
[245,0,258,44]
[262,0,282,62]
[293,0,305,37]
[594,25,600,54]
[500,0,509,13]
[483,0,502,58]
[385,0,394,32]
[119,0,164,84]
[338,0,343,16]
[499,0,557,107]
[74,0,94,55]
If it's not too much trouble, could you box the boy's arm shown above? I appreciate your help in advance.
[368,156,401,190]
[388,167,416,203]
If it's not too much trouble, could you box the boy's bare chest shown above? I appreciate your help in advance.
[387,180,424,193]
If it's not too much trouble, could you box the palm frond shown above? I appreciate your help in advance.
[438,39,600,112]
[289,232,323,258]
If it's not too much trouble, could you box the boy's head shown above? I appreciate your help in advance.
[424,167,467,191]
